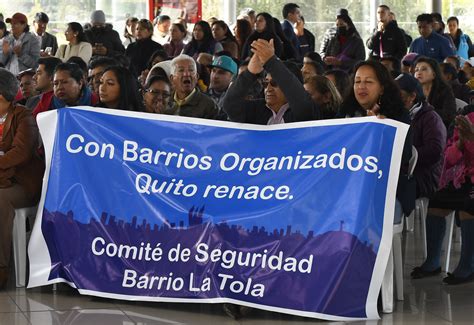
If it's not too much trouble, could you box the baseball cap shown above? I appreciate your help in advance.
[34,12,49,23]
[209,55,238,75]
[401,53,420,67]
[395,73,424,100]
[6,12,28,24]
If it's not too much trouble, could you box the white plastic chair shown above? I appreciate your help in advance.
[405,147,418,232]
[13,206,38,287]
[418,201,456,272]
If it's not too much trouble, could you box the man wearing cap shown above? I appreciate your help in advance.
[33,12,58,56]
[84,10,124,57]
[401,53,419,74]
[1,13,40,74]
[410,13,455,62]
[396,73,446,198]
[0,68,44,289]
[207,55,237,120]
[165,54,218,119]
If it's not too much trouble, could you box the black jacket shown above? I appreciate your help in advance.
[85,25,125,57]
[223,56,319,124]
[367,21,407,60]
[126,38,163,78]
[320,27,365,72]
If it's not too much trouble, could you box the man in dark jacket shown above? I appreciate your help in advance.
[33,12,58,56]
[281,3,302,61]
[84,10,124,58]
[223,38,318,124]
[367,5,407,60]
[396,73,447,198]
[165,54,218,119]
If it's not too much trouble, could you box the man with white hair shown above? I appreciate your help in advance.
[164,54,218,119]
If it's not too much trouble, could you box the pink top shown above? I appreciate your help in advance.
[439,112,474,189]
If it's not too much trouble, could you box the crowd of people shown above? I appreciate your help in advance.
[1,2,474,318]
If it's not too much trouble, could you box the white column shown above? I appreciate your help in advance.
[220,0,237,26]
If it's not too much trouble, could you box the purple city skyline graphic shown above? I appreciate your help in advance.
[41,206,378,318]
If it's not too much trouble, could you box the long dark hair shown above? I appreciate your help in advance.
[100,66,143,111]
[414,56,450,103]
[235,19,252,49]
[337,13,360,38]
[190,20,215,53]
[212,20,236,42]
[124,17,138,39]
[0,21,9,37]
[340,60,405,119]
[68,22,87,43]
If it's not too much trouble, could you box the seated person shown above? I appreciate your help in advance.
[223,38,319,124]
[396,73,447,198]
[411,113,474,285]
[164,54,218,119]
[33,62,99,118]
[0,68,44,289]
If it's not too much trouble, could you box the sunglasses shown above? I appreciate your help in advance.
[262,80,278,88]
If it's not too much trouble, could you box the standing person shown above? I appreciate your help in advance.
[182,21,223,60]
[367,4,407,60]
[395,73,446,198]
[1,13,40,74]
[163,23,186,58]
[0,68,44,289]
[84,10,125,58]
[125,19,163,79]
[410,14,455,62]
[123,17,138,49]
[33,12,58,56]
[446,16,474,61]
[55,22,92,64]
[152,15,171,45]
[414,57,456,130]
[241,13,282,61]
[320,11,365,73]
[295,16,315,57]
[97,66,142,111]
[281,3,302,61]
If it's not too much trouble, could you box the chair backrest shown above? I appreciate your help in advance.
[408,146,418,178]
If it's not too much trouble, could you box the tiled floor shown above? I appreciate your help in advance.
[1,221,474,324]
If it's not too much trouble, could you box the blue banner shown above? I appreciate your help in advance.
[29,107,408,321]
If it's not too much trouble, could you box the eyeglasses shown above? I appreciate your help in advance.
[262,80,278,88]
[145,89,170,99]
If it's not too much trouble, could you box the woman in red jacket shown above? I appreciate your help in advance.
[0,68,44,289]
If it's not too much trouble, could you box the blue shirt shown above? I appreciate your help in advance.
[409,32,455,62]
